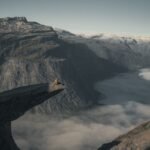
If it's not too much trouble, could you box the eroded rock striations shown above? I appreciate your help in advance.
[0,17,126,113]
[98,121,150,150]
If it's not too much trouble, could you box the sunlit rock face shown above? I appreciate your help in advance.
[0,17,54,33]
[98,121,150,150]
[0,17,125,113]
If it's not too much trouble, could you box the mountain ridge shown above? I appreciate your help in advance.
[0,17,54,33]
[0,17,126,113]
[56,28,150,70]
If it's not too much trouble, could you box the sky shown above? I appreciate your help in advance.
[0,0,150,36]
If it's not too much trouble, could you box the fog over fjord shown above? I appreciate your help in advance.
[12,70,150,150]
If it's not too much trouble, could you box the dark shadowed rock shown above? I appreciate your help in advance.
[0,80,64,150]
[56,29,150,70]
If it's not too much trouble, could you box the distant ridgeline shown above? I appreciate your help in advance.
[0,17,28,22]
[0,16,54,33]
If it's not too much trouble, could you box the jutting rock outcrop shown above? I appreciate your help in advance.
[0,79,64,150]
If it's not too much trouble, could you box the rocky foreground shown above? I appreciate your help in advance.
[0,80,64,150]
[98,121,150,150]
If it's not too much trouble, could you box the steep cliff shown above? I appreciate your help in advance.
[0,17,125,113]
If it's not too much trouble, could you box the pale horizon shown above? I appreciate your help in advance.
[0,0,150,37]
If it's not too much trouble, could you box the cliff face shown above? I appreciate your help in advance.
[98,121,150,150]
[0,17,125,113]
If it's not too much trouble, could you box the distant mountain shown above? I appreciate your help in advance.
[0,17,125,113]
[98,121,150,150]
[56,30,150,70]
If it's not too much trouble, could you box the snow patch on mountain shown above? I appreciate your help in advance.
[139,68,150,81]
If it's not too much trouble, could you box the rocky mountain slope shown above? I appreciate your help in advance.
[98,121,150,150]
[0,17,125,113]
[56,29,150,70]
[1,17,150,150]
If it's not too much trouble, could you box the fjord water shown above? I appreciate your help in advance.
[95,69,150,105]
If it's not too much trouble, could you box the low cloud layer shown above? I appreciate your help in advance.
[12,70,150,150]
[12,102,150,150]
